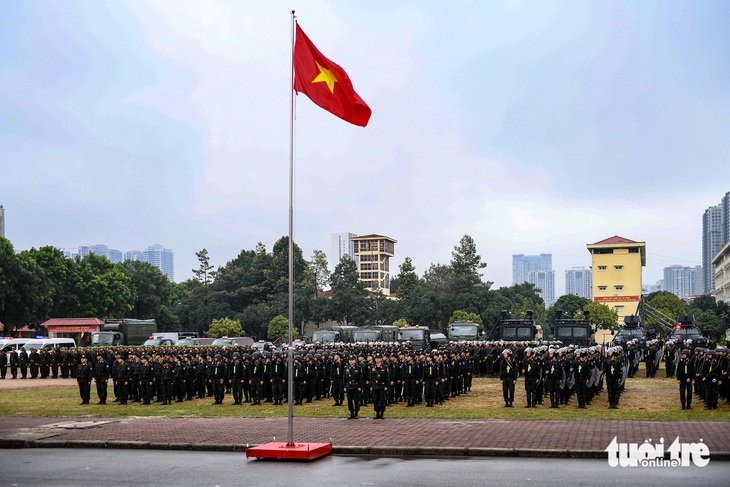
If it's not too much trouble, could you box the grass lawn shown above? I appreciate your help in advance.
[1,375,728,421]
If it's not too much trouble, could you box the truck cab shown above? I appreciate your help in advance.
[612,315,647,349]
[397,325,430,350]
[447,321,481,342]
[494,311,540,342]
[553,310,595,347]
[671,314,708,347]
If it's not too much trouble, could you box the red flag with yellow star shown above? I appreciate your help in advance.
[293,24,371,127]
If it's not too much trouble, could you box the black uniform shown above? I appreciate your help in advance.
[676,355,695,409]
[370,359,390,419]
[345,360,363,418]
[93,357,110,404]
[77,359,93,404]
[499,355,518,407]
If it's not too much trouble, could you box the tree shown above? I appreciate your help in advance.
[547,294,591,329]
[582,301,619,329]
[267,314,298,340]
[328,256,368,325]
[310,250,330,297]
[205,317,244,338]
[71,254,134,319]
[449,310,483,325]
[693,310,724,340]
[450,234,488,296]
[193,248,217,304]
[122,260,174,322]
[395,257,420,301]
[393,318,409,328]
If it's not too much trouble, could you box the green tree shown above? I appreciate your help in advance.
[693,309,724,340]
[547,294,591,329]
[122,260,174,322]
[70,254,134,319]
[327,256,368,325]
[449,310,483,325]
[267,314,298,340]
[646,291,687,332]
[582,301,619,329]
[310,250,330,297]
[205,317,244,338]
[395,257,420,300]
[193,248,217,305]
[449,235,488,296]
[393,318,409,328]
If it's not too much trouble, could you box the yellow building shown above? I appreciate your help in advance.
[351,234,396,295]
[587,236,646,324]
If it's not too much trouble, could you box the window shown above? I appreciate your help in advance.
[598,286,607,291]
[615,306,624,312]
[614,265,623,271]
[598,266,607,271]
[615,285,624,291]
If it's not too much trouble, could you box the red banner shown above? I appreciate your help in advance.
[46,325,99,333]
[594,296,640,303]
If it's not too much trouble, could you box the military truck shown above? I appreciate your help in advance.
[352,325,399,343]
[91,319,157,347]
[491,311,541,342]
[396,325,431,350]
[553,310,595,347]
[312,325,358,344]
[446,321,481,342]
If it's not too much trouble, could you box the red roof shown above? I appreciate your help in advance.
[40,318,105,327]
[591,235,638,245]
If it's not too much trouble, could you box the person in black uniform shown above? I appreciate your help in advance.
[545,349,561,408]
[702,350,721,410]
[522,348,540,408]
[403,353,419,407]
[271,351,286,405]
[18,347,28,379]
[345,354,363,419]
[111,354,130,405]
[0,347,6,379]
[575,350,590,409]
[370,353,389,419]
[603,347,622,409]
[139,355,154,405]
[229,352,244,405]
[93,353,109,404]
[249,352,264,405]
[159,359,174,405]
[9,349,18,379]
[76,355,93,404]
[293,355,305,405]
[330,352,345,406]
[210,353,227,405]
[676,349,695,410]
[423,353,440,407]
[499,349,517,407]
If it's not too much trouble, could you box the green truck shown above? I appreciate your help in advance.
[91,319,157,346]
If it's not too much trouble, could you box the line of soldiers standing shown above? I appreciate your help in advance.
[672,345,729,410]
[0,347,80,380]
[498,345,628,409]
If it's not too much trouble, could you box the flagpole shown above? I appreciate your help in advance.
[287,9,296,448]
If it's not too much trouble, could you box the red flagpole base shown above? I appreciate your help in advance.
[246,441,333,461]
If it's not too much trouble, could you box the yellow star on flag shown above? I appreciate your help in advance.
[311,61,338,94]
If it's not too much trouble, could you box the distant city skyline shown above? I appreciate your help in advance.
[64,243,174,281]
[702,191,730,293]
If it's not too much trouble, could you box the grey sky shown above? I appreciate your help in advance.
[2,1,729,294]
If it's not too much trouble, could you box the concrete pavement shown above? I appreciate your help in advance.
[1,415,729,459]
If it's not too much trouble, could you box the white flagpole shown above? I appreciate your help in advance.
[287,9,296,447]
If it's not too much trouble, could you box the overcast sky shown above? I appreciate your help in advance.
[2,1,729,295]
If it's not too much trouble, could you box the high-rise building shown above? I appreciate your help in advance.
[703,204,725,293]
[142,244,174,281]
[351,234,396,295]
[712,240,730,304]
[0,205,5,239]
[527,269,556,306]
[512,254,552,284]
[565,267,592,299]
[587,235,646,324]
[330,232,357,271]
[124,250,143,261]
[663,265,703,299]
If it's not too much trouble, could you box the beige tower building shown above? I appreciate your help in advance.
[351,234,396,295]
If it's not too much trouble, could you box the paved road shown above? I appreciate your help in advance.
[0,449,727,487]
[1,415,729,459]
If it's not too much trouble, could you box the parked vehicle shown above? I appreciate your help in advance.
[353,325,399,343]
[91,319,157,347]
[553,310,595,347]
[446,321,481,342]
[22,338,77,352]
[397,325,431,350]
[491,311,541,342]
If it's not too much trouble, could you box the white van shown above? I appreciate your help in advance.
[1,338,30,355]
[22,338,77,352]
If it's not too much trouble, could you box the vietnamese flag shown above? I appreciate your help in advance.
[293,24,371,127]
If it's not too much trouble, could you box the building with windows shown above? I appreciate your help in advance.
[703,204,725,293]
[527,269,556,306]
[351,234,396,295]
[512,253,552,284]
[565,267,592,299]
[713,240,730,304]
[587,236,645,324]
[330,232,357,271]
[663,265,703,299]
[141,244,174,281]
